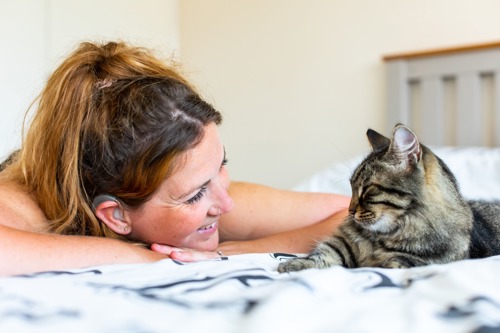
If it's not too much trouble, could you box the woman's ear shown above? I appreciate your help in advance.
[94,199,131,235]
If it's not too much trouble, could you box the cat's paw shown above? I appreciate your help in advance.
[277,257,317,273]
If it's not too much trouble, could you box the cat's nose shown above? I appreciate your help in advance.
[348,202,357,215]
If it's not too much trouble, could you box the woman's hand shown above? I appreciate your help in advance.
[150,243,223,262]
[150,240,265,262]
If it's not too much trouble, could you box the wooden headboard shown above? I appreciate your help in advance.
[383,41,500,147]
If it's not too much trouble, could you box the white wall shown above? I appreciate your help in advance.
[0,0,179,160]
[0,2,47,160]
[179,0,500,189]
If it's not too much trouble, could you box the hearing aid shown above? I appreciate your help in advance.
[93,194,124,220]
[92,194,118,210]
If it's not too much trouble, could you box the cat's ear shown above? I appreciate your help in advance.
[366,129,390,151]
[389,124,422,169]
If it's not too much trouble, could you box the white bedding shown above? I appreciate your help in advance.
[2,254,500,333]
[294,146,500,201]
[1,146,499,333]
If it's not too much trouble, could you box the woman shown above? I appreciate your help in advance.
[0,41,349,276]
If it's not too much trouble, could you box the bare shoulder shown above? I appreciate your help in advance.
[0,175,47,232]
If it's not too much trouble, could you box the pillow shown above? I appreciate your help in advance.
[293,146,500,201]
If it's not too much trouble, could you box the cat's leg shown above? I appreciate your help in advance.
[277,236,357,273]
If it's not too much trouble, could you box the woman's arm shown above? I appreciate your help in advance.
[0,180,169,276]
[219,181,350,241]
[0,224,168,276]
[217,207,348,255]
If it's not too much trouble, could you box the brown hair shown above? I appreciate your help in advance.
[6,41,222,239]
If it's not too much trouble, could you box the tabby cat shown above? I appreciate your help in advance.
[278,124,500,272]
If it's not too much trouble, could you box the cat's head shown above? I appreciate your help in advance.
[348,124,455,233]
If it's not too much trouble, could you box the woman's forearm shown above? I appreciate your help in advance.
[220,181,350,241]
[218,208,349,255]
[0,224,167,276]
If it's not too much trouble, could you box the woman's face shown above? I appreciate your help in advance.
[126,123,234,251]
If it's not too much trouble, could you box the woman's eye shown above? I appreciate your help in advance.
[220,158,228,170]
[186,186,207,205]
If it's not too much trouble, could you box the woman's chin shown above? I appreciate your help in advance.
[185,231,220,252]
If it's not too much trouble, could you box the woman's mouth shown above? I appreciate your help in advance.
[197,222,218,234]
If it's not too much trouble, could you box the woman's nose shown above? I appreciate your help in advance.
[217,183,234,214]
[211,169,234,214]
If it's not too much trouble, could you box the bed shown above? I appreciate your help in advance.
[2,42,500,333]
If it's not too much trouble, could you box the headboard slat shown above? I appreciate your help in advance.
[384,42,500,147]
[420,76,445,145]
[456,73,482,146]
[494,71,500,146]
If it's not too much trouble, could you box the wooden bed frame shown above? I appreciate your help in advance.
[383,41,500,147]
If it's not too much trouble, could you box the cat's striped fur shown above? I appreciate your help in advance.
[278,124,500,272]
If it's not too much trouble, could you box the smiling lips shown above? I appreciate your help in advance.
[198,221,218,233]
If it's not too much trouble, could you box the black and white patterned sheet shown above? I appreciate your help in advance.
[1,253,500,333]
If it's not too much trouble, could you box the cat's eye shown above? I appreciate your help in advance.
[362,195,379,205]
[362,185,380,198]
[361,185,388,205]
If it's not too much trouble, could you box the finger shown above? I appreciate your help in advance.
[169,250,220,262]
[150,243,181,255]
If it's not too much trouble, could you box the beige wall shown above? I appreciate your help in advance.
[2,1,500,190]
[179,0,500,189]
